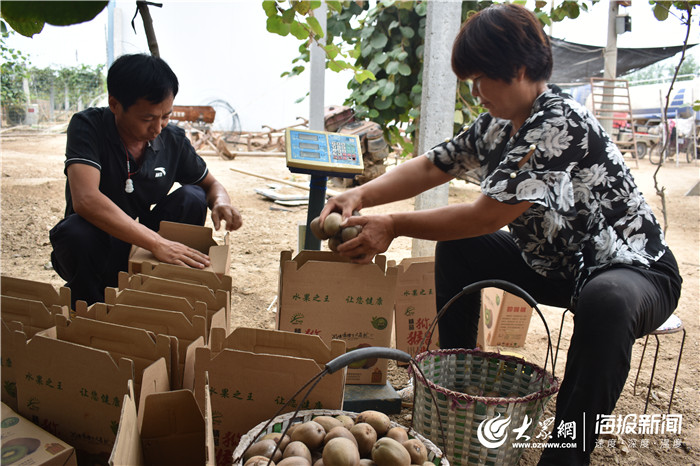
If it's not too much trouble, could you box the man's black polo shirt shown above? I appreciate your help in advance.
[63,107,208,220]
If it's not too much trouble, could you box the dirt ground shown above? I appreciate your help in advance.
[1,129,698,465]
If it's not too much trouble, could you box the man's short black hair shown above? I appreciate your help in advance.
[107,53,179,111]
[452,3,552,83]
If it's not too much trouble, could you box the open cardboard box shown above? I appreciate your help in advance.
[0,294,69,338]
[1,275,71,310]
[477,288,534,349]
[117,272,230,335]
[1,401,78,466]
[128,221,231,276]
[277,250,397,385]
[11,328,139,463]
[110,377,215,466]
[76,300,207,390]
[194,327,346,466]
[391,257,440,360]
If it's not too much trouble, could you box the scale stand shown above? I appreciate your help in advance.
[285,128,364,250]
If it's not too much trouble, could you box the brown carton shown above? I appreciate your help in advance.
[1,320,23,411]
[194,327,345,466]
[1,401,78,466]
[117,272,230,335]
[12,329,136,462]
[128,221,231,276]
[277,250,397,384]
[52,315,174,408]
[1,275,71,310]
[392,257,440,358]
[110,377,215,466]
[75,300,208,390]
[477,288,534,349]
[0,295,69,338]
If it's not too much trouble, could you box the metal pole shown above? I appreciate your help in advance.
[303,2,328,251]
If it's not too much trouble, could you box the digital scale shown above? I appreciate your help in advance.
[285,128,364,178]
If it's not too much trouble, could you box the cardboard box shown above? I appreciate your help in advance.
[0,295,69,338]
[1,320,21,411]
[137,261,232,295]
[128,221,231,276]
[1,401,78,466]
[391,257,440,358]
[477,288,534,348]
[117,272,230,335]
[75,300,207,390]
[110,378,215,466]
[52,315,174,409]
[12,329,137,462]
[194,327,345,466]
[1,275,71,310]
[277,250,397,385]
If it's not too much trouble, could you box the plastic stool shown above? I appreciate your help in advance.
[633,314,686,414]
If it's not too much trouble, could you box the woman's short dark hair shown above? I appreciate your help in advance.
[107,53,179,111]
[451,3,552,83]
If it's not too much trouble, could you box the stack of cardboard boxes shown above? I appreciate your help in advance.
[1,222,347,466]
[1,223,534,466]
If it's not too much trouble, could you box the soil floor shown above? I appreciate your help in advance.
[1,129,698,465]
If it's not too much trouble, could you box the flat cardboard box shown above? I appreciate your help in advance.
[1,275,71,310]
[110,378,215,466]
[75,300,207,390]
[194,327,345,466]
[277,250,397,384]
[477,288,534,348]
[12,329,137,462]
[117,272,230,335]
[128,221,231,276]
[391,257,440,359]
[1,401,78,466]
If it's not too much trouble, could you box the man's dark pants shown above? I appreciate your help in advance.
[50,185,207,308]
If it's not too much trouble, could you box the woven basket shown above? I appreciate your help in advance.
[411,280,560,466]
[232,409,450,466]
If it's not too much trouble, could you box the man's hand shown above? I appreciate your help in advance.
[211,203,243,231]
[151,236,211,269]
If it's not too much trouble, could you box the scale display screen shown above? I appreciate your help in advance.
[286,128,364,176]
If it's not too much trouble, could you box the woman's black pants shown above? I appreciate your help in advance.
[434,230,682,466]
[49,185,207,308]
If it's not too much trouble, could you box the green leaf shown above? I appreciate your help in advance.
[290,20,308,40]
[374,96,393,109]
[267,15,290,36]
[370,34,388,49]
[386,61,399,75]
[294,1,311,15]
[262,1,278,17]
[394,93,409,107]
[356,69,376,83]
[328,59,349,72]
[326,1,343,13]
[368,109,380,118]
[653,2,670,21]
[323,44,340,59]
[399,26,415,39]
[408,108,420,118]
[306,16,324,38]
[1,0,108,37]
[379,80,395,97]
[454,110,464,125]
[398,63,412,76]
[281,8,296,23]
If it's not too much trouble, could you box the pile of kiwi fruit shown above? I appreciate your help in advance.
[309,212,362,252]
[241,410,436,466]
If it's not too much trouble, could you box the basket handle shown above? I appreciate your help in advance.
[419,278,557,376]
[326,347,412,373]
